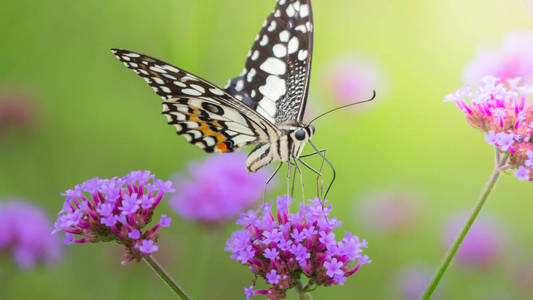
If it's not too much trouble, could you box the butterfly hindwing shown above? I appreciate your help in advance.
[111,49,278,154]
[225,0,314,124]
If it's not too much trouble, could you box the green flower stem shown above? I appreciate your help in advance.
[421,157,505,300]
[143,255,191,300]
[296,279,313,300]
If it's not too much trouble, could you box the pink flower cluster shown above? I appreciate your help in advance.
[463,31,533,84]
[170,153,269,224]
[0,199,62,269]
[225,195,370,300]
[445,76,533,181]
[52,170,175,264]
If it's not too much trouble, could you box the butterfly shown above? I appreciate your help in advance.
[112,0,318,175]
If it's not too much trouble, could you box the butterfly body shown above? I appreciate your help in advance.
[112,0,315,173]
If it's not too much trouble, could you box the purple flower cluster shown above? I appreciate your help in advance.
[445,76,533,180]
[0,199,62,269]
[226,195,371,299]
[52,170,175,264]
[443,213,506,268]
[170,153,269,224]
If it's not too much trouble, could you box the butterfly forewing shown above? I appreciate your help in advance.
[225,0,314,124]
[111,49,277,153]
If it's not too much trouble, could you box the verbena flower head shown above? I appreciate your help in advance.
[443,213,506,268]
[52,170,175,265]
[463,31,533,84]
[326,54,386,106]
[444,76,533,181]
[226,195,371,299]
[170,153,269,224]
[0,199,62,269]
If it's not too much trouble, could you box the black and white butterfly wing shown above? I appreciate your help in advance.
[225,0,313,125]
[111,49,279,153]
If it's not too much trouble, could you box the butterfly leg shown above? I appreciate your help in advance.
[286,161,292,196]
[299,149,327,158]
[298,149,328,199]
[290,162,298,198]
[292,158,305,201]
[298,158,323,200]
[263,162,283,203]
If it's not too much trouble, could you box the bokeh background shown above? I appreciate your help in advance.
[2,0,533,299]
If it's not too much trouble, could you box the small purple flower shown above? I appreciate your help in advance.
[137,239,159,254]
[443,212,507,268]
[170,153,271,224]
[226,195,370,299]
[52,170,174,264]
[0,199,62,269]
[514,166,530,181]
[324,258,344,278]
[244,285,256,300]
[264,248,279,261]
[266,269,281,285]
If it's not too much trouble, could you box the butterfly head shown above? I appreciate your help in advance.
[292,124,315,142]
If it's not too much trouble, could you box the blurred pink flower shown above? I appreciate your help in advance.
[463,31,533,83]
[325,54,386,106]
[394,264,442,300]
[355,189,421,233]
[443,213,507,268]
[0,198,62,269]
[170,153,270,224]
[0,90,38,134]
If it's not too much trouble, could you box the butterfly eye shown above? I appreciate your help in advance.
[294,129,307,141]
[308,124,315,134]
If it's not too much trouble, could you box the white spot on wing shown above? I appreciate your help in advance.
[295,25,307,32]
[260,57,286,75]
[182,88,202,96]
[247,68,257,82]
[298,50,308,61]
[150,66,166,73]
[160,86,171,93]
[300,4,309,17]
[288,37,299,54]
[259,75,286,102]
[204,136,216,147]
[162,65,180,73]
[272,44,287,58]
[259,35,269,47]
[251,50,260,60]
[174,81,186,87]
[190,84,205,93]
[125,53,140,58]
[153,77,164,84]
[163,74,177,80]
[267,20,277,32]
[279,30,290,42]
[258,99,276,117]
[286,5,296,17]
[209,88,224,95]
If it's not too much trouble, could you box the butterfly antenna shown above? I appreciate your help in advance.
[308,140,336,200]
[308,90,376,125]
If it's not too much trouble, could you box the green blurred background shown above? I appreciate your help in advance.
[1,0,533,299]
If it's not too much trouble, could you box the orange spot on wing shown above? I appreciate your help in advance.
[184,107,232,152]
